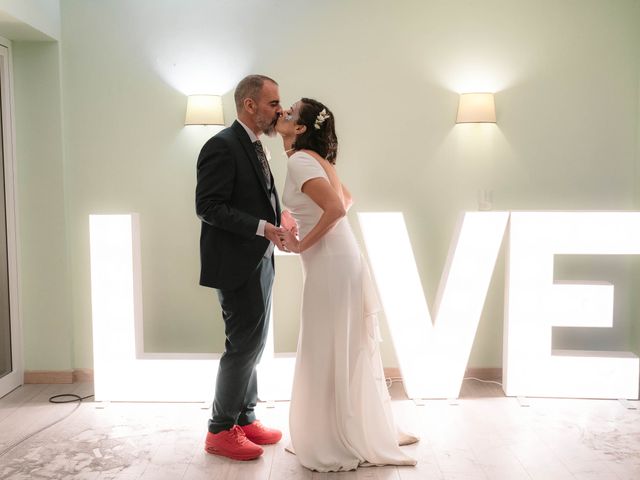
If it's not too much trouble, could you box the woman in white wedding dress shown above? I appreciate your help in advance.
[275,98,417,472]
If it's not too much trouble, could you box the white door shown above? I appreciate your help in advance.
[0,38,22,398]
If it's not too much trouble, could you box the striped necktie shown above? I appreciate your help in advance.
[254,140,271,185]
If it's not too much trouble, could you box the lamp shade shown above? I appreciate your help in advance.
[456,93,496,123]
[185,95,224,125]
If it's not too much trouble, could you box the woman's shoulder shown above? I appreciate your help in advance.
[289,150,316,161]
[289,150,322,167]
[287,150,328,178]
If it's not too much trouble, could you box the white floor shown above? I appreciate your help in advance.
[0,380,639,479]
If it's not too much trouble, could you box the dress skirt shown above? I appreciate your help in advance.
[288,219,417,472]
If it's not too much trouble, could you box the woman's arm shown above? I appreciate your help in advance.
[280,177,346,253]
[341,183,353,211]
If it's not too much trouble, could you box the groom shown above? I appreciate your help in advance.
[195,74,286,461]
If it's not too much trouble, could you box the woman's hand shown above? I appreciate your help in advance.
[279,228,302,253]
[281,210,299,236]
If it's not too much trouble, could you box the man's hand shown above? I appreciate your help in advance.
[278,228,301,253]
[264,223,287,251]
[281,210,298,237]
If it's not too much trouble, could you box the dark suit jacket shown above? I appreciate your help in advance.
[196,121,281,290]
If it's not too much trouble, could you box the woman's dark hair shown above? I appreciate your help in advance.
[292,98,338,164]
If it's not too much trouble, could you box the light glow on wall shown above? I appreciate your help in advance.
[359,212,509,399]
[90,214,294,402]
[153,46,248,97]
[504,212,640,399]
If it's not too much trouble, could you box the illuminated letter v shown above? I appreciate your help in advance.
[358,212,509,399]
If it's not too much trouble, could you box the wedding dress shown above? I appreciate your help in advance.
[283,151,417,472]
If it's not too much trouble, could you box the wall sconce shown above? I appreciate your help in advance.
[456,93,496,123]
[185,95,224,126]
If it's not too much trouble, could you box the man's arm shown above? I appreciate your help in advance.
[195,137,259,239]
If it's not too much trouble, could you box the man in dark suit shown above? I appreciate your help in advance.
[196,75,286,461]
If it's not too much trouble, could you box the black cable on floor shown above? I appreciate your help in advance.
[49,393,94,403]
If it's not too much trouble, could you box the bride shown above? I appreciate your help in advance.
[275,98,418,472]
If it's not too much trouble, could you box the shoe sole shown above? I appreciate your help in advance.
[204,445,262,461]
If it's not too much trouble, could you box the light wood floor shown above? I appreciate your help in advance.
[1,380,639,479]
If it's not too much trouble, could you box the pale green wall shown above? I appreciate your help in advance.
[16,0,640,371]
[0,0,60,40]
[634,22,640,353]
[13,40,72,370]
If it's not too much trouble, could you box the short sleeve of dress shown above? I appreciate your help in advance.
[287,152,328,192]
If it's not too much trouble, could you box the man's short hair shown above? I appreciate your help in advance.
[234,74,278,112]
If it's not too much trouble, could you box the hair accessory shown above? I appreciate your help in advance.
[314,109,330,130]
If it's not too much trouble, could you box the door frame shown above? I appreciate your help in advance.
[0,35,23,398]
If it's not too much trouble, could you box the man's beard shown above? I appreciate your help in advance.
[262,123,277,137]
[257,114,278,137]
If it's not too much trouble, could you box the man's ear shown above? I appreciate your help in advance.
[243,98,256,114]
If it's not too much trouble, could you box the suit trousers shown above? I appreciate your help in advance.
[208,255,274,433]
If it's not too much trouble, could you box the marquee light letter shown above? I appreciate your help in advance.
[91,212,640,402]
[359,212,509,399]
[90,214,294,402]
[504,212,640,399]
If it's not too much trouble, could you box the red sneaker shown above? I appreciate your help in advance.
[204,425,264,460]
[239,420,282,445]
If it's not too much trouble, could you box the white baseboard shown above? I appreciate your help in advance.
[24,367,503,385]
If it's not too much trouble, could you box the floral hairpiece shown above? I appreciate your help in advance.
[314,109,330,130]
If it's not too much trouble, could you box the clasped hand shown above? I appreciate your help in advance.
[265,211,300,253]
[278,228,301,253]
